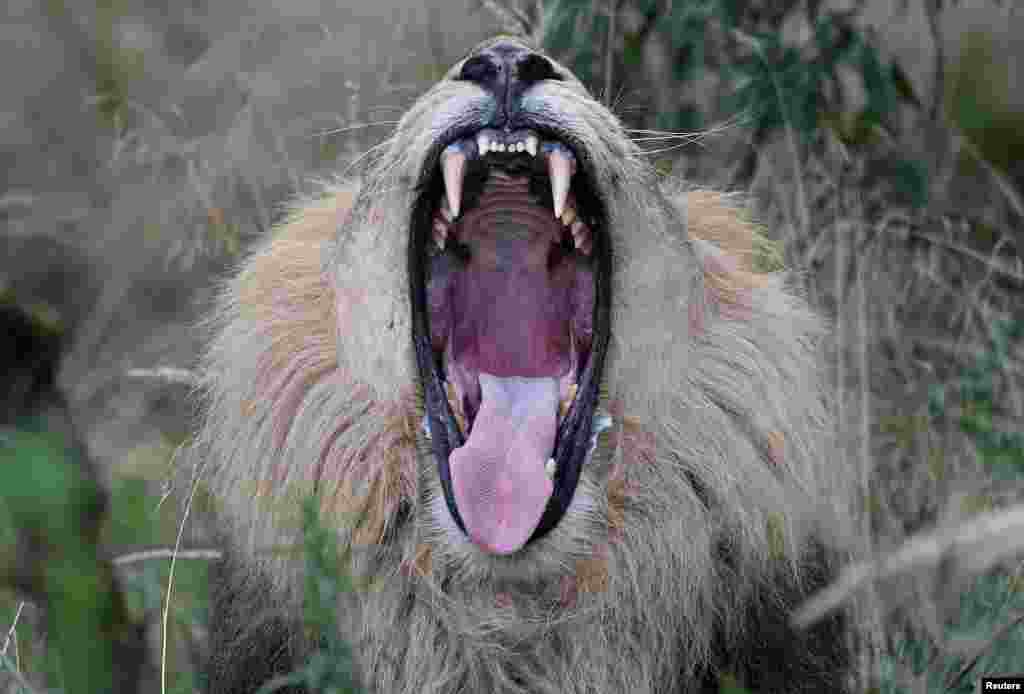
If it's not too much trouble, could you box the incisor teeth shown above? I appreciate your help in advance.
[441,146,466,218]
[548,149,573,219]
[560,206,576,227]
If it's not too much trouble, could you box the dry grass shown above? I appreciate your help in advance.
[750,103,1024,688]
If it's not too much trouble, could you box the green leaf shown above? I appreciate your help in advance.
[889,61,921,108]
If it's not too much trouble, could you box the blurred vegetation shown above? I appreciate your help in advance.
[0,302,149,693]
[531,0,1024,692]
[876,318,1024,694]
[0,432,207,694]
[930,320,1024,478]
[946,30,1024,185]
[878,571,1024,694]
[0,436,214,693]
[541,0,928,194]
[252,498,362,694]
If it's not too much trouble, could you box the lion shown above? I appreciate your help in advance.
[193,35,856,694]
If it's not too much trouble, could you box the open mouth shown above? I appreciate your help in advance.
[409,126,611,555]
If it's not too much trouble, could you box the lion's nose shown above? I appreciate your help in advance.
[457,40,560,127]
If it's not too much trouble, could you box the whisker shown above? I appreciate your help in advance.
[308,121,401,139]
[341,140,396,179]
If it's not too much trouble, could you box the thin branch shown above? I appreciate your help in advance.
[113,548,223,566]
[923,0,945,123]
[793,505,1024,627]
[946,610,1024,691]
[161,445,207,694]
[905,228,1024,284]
[603,0,623,107]
[0,651,40,694]
[0,601,25,657]
[955,130,1024,220]
[733,28,809,237]
[478,0,535,37]
[125,367,199,387]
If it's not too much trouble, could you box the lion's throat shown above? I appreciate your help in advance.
[448,372,557,554]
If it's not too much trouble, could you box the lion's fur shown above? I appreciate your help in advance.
[194,37,855,694]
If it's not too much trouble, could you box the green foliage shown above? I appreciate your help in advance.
[723,13,910,146]
[120,558,208,694]
[0,422,213,693]
[654,104,702,135]
[542,0,919,145]
[717,672,753,694]
[875,319,1024,692]
[879,573,1024,694]
[541,0,933,207]
[946,30,1024,178]
[750,225,785,273]
[104,473,183,549]
[0,421,132,693]
[255,496,362,694]
[928,319,1024,478]
[0,594,45,690]
[543,0,599,84]
[41,0,146,128]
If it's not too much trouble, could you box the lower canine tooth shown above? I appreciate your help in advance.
[560,206,576,226]
[559,383,578,419]
[545,458,556,479]
[571,220,586,249]
[445,382,466,435]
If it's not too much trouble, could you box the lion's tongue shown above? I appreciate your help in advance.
[449,373,557,554]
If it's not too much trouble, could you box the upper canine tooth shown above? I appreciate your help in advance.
[476,133,490,155]
[525,135,538,157]
[441,144,466,218]
[548,149,573,219]
[545,458,556,480]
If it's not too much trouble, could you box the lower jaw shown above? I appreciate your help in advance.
[422,406,615,551]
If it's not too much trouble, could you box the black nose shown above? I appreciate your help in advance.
[457,40,560,128]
